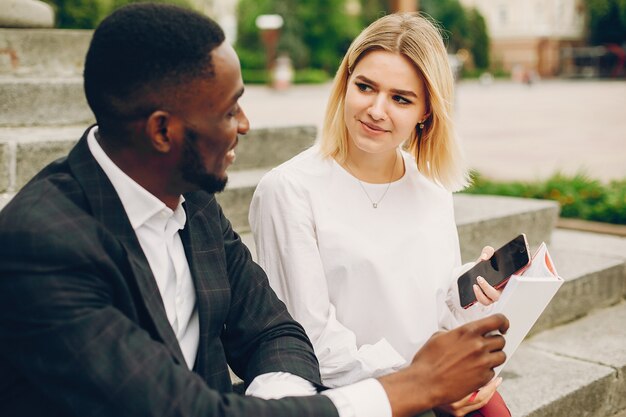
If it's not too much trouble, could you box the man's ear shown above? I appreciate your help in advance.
[145,110,180,153]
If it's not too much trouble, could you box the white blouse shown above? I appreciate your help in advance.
[249,146,485,388]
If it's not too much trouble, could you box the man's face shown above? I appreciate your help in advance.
[174,42,249,193]
[180,126,229,193]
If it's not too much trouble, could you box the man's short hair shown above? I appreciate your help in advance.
[84,3,225,123]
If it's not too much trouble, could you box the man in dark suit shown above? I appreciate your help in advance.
[0,3,508,417]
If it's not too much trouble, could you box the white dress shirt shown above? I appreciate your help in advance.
[87,127,390,417]
[87,127,199,368]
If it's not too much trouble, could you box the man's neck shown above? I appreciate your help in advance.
[96,130,182,210]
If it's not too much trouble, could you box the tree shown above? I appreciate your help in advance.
[44,0,193,29]
[584,0,626,45]
[467,7,489,69]
[236,0,360,72]
[421,0,469,52]
[421,0,490,70]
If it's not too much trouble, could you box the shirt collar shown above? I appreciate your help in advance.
[86,126,186,231]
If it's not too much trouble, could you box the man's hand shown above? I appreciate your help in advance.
[378,314,509,417]
[435,376,502,416]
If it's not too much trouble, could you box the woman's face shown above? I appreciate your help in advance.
[343,50,428,159]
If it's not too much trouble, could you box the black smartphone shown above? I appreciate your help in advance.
[457,233,531,309]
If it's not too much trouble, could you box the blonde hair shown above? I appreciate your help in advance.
[319,13,469,191]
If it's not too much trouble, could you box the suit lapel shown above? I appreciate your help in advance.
[67,129,186,366]
[180,193,227,380]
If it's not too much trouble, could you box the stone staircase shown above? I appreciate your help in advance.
[1,28,625,417]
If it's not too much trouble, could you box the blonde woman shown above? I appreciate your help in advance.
[250,13,510,417]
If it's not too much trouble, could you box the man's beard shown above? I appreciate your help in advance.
[180,128,228,194]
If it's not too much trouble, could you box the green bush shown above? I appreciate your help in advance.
[44,0,194,29]
[464,172,626,225]
[241,69,269,84]
[293,68,330,84]
[241,68,330,85]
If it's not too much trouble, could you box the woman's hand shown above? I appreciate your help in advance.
[473,246,501,306]
[435,377,503,417]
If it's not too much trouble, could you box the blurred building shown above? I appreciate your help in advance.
[459,0,586,77]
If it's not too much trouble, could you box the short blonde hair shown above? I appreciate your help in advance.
[319,13,469,191]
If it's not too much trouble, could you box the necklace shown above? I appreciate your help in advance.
[344,152,398,209]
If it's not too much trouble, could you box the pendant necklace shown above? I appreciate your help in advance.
[345,152,398,209]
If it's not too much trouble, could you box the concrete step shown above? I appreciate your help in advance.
[0,78,93,126]
[0,28,91,78]
[527,229,626,336]
[609,409,626,417]
[0,125,316,193]
[499,300,626,417]
[454,194,559,262]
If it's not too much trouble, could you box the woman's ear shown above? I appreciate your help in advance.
[145,110,178,153]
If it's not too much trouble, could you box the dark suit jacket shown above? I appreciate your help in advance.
[0,128,339,417]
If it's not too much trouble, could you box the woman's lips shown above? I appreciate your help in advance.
[360,120,389,134]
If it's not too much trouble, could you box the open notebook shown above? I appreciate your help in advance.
[490,242,564,377]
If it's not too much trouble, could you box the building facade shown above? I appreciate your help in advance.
[459,0,586,77]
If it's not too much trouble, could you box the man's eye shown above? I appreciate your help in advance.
[393,95,411,105]
[228,105,240,117]
[356,82,372,92]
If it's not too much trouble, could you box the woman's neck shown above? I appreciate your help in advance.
[342,146,405,184]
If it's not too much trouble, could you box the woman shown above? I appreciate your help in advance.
[249,13,510,417]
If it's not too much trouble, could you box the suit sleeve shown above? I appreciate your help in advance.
[0,194,338,417]
[214,199,330,390]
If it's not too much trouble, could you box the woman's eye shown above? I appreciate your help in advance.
[356,82,372,92]
[393,95,412,105]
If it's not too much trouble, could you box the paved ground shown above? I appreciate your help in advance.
[240,79,626,183]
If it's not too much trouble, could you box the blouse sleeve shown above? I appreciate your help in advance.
[249,169,405,388]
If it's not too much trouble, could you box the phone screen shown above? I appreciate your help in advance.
[457,234,530,308]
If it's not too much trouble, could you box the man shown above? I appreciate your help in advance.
[0,4,508,417]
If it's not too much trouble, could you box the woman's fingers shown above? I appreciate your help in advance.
[476,245,495,262]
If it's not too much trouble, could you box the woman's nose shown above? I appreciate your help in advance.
[367,95,387,121]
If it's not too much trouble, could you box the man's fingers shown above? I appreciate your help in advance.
[465,314,510,336]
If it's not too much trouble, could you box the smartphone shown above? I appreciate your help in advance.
[457,233,531,309]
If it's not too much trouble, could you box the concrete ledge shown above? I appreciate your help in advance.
[0,141,9,191]
[0,78,93,126]
[0,125,83,192]
[0,28,91,76]
[231,126,316,171]
[499,344,616,417]
[502,301,626,416]
[557,217,626,238]
[0,192,13,212]
[454,194,559,262]
[551,229,626,262]
[0,0,54,28]
[530,245,625,335]
[552,229,626,299]
[0,125,316,193]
